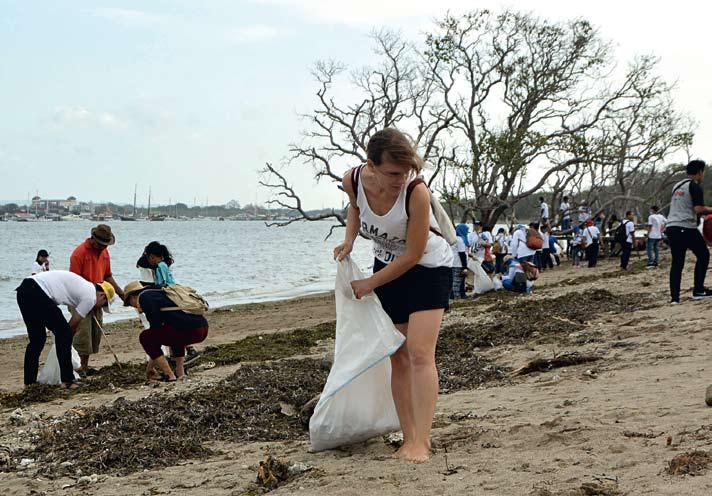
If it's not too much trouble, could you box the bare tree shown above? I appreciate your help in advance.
[261,30,451,235]
[261,10,695,237]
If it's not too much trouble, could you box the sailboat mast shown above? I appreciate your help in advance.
[133,184,137,217]
[148,187,151,218]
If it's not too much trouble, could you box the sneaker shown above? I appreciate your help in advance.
[646,265,655,270]
[670,300,680,306]
[692,289,712,300]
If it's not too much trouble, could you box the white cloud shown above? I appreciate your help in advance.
[53,106,128,130]
[225,25,282,43]
[89,7,171,28]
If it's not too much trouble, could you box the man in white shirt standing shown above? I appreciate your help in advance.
[559,196,572,231]
[539,197,549,226]
[620,210,636,271]
[15,270,113,388]
[583,219,601,267]
[646,206,666,268]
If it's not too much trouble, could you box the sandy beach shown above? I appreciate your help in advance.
[1,253,712,495]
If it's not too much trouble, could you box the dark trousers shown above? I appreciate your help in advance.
[667,226,710,301]
[495,253,506,274]
[586,242,599,267]
[621,242,633,269]
[16,279,75,385]
[140,324,209,360]
[542,248,554,269]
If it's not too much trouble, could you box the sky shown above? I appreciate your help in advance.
[1,0,710,209]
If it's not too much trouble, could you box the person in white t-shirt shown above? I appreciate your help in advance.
[578,201,592,225]
[539,197,549,225]
[472,222,495,273]
[451,224,470,298]
[559,196,572,231]
[510,224,536,262]
[620,210,636,271]
[31,249,50,275]
[494,228,509,274]
[582,219,601,267]
[15,270,113,388]
[571,227,583,267]
[646,206,667,268]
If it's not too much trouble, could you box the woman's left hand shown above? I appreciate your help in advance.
[351,278,375,299]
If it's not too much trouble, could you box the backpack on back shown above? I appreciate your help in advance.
[160,284,210,315]
[492,240,502,255]
[614,221,629,245]
[526,228,544,250]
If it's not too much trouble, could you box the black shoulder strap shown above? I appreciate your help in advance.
[405,177,443,238]
[673,179,692,194]
[350,165,364,196]
[405,177,426,217]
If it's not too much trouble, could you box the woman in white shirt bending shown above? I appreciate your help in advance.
[334,128,453,463]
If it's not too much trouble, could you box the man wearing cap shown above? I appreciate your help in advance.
[69,224,124,374]
[15,270,114,388]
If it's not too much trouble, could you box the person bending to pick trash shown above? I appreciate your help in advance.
[15,270,114,389]
[122,281,209,383]
[333,128,453,463]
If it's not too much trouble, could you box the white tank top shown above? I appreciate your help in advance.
[354,167,453,268]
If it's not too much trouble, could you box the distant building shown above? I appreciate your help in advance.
[31,196,79,214]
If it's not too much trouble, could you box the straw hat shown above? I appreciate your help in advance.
[122,280,146,306]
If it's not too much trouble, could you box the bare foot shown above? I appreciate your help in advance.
[392,444,413,459]
[403,445,430,464]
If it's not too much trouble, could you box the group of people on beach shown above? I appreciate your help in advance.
[13,127,712,464]
[16,226,208,389]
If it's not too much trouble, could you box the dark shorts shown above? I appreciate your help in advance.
[373,259,452,325]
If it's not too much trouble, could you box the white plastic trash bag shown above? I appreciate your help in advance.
[468,257,494,294]
[38,344,81,385]
[309,257,405,452]
[492,276,504,291]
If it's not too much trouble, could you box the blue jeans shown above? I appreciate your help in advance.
[646,238,660,265]
[561,218,571,231]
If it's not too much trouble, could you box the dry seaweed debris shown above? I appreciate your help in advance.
[512,353,602,376]
[446,289,654,348]
[29,359,328,477]
[667,450,712,476]
[437,328,509,392]
[198,321,335,366]
[530,482,622,495]
[0,323,336,410]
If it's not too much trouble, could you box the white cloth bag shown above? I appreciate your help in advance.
[309,257,405,452]
[468,257,495,294]
[38,344,81,385]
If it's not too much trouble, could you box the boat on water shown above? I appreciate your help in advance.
[60,215,84,221]
[149,214,167,221]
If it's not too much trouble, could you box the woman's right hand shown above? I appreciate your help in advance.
[333,241,353,261]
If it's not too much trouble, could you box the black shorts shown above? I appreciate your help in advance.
[373,259,452,325]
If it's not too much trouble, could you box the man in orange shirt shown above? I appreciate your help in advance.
[69,224,124,374]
